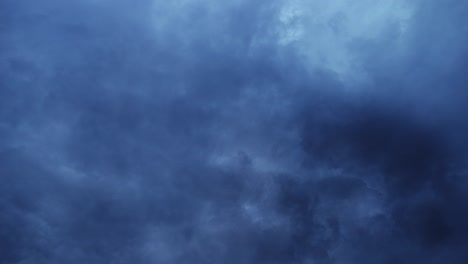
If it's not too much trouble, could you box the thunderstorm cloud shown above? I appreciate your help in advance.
[1,0,468,263]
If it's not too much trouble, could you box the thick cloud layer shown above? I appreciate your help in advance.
[1,0,468,263]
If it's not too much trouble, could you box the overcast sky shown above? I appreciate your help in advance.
[2,0,468,263]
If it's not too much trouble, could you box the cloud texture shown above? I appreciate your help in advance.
[2,0,468,263]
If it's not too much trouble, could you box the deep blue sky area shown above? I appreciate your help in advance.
[1,0,468,263]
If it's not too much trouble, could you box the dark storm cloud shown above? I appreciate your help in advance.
[296,1,468,262]
[2,0,468,263]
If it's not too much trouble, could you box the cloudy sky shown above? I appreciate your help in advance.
[1,0,468,263]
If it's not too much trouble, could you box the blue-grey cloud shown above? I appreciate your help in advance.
[1,0,468,263]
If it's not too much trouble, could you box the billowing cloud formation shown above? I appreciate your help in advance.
[1,0,468,263]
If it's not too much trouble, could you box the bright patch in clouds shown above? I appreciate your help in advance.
[277,0,416,81]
